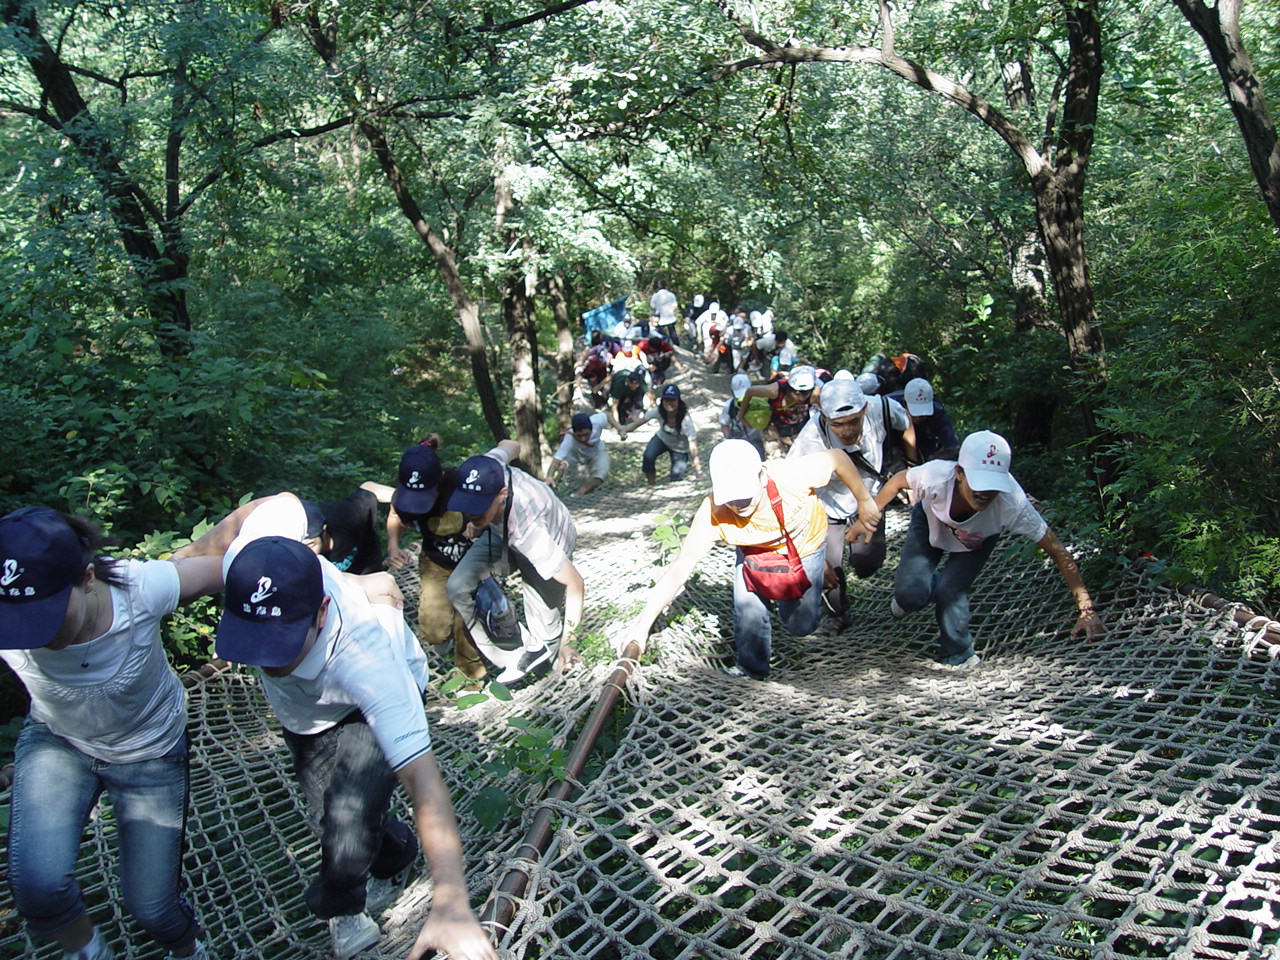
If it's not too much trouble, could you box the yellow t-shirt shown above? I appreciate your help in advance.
[695,460,827,556]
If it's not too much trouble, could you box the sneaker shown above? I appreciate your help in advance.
[64,931,113,960]
[933,653,982,670]
[718,662,766,681]
[496,644,552,685]
[366,873,405,915]
[329,912,379,960]
[889,597,906,618]
[162,941,210,960]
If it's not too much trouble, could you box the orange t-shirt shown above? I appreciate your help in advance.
[694,461,827,556]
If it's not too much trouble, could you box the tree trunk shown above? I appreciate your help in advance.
[495,164,545,474]
[2,0,191,355]
[358,121,508,441]
[1173,0,1280,233]
[547,272,578,443]
[1010,228,1056,449]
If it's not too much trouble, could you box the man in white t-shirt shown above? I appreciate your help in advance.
[213,497,494,960]
[788,378,916,623]
[875,431,1104,668]
[548,412,610,494]
[648,280,679,344]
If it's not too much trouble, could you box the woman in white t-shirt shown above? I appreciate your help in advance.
[0,507,223,960]
[875,431,1104,667]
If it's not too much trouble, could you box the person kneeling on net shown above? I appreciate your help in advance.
[874,430,1105,668]
[213,502,496,960]
[616,439,880,680]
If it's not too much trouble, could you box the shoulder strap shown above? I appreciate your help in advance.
[764,476,800,558]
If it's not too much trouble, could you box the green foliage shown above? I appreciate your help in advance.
[650,509,691,560]
[440,675,569,832]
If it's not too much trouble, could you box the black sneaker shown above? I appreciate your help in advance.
[497,644,552,685]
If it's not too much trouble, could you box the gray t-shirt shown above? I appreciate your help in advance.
[636,406,697,454]
[2,560,186,763]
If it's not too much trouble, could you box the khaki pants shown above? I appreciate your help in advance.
[416,555,486,680]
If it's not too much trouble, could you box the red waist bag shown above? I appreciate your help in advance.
[739,477,812,601]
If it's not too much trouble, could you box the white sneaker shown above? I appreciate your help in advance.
[496,644,552,684]
[63,931,113,960]
[889,597,906,618]
[329,912,379,960]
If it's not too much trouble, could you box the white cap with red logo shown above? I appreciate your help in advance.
[958,431,1014,493]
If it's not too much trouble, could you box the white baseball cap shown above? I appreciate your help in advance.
[710,440,763,504]
[958,431,1014,493]
[730,373,751,401]
[903,378,934,417]
[819,379,868,418]
[788,365,816,392]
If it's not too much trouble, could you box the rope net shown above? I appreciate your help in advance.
[2,368,1279,960]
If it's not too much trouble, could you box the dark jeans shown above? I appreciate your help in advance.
[893,504,999,663]
[283,713,417,919]
[642,435,690,481]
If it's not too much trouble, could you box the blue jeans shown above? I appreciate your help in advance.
[732,545,827,678]
[283,712,417,919]
[7,721,198,949]
[642,435,689,481]
[894,504,999,663]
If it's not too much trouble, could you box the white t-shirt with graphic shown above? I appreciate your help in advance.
[906,459,1047,553]
[635,406,697,454]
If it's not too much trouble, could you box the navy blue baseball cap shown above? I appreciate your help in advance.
[394,444,443,516]
[571,413,593,432]
[0,507,85,649]
[661,384,681,400]
[447,455,506,517]
[216,536,325,668]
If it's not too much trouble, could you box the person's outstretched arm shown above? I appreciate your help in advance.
[399,752,497,960]
[170,494,289,559]
[616,503,718,655]
[1038,526,1105,640]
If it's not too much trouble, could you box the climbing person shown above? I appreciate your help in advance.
[889,377,960,463]
[548,411,611,495]
[445,440,585,683]
[577,332,613,409]
[739,363,820,457]
[719,372,766,459]
[607,367,648,431]
[640,333,677,387]
[875,430,1105,668]
[0,506,223,960]
[726,308,754,373]
[649,280,680,345]
[788,378,916,625]
[683,294,704,345]
[618,383,704,485]
[374,439,488,684]
[211,495,496,960]
[616,439,880,679]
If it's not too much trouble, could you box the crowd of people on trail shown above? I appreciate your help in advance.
[0,280,1101,960]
